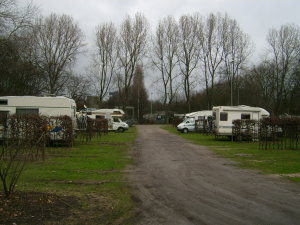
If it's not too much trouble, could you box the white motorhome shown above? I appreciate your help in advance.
[213,105,270,136]
[78,108,128,132]
[0,96,77,140]
[177,110,212,133]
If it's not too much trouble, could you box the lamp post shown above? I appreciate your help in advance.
[230,60,234,106]
[237,70,239,105]
[150,92,153,115]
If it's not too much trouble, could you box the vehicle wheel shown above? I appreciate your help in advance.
[117,127,124,132]
[183,128,188,133]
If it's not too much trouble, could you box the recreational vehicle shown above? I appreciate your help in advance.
[177,110,212,133]
[213,105,270,137]
[0,96,77,140]
[77,108,129,132]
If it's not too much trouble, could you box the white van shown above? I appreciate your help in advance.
[177,110,212,133]
[177,117,196,133]
[0,96,77,140]
[77,108,128,132]
[213,105,269,137]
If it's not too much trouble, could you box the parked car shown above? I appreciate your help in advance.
[124,118,137,127]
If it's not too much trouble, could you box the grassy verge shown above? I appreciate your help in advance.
[163,125,300,183]
[3,128,137,225]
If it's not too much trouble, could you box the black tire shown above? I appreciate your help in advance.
[117,127,125,132]
[183,128,188,133]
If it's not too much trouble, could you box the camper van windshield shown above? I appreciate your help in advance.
[113,117,123,123]
[183,118,194,123]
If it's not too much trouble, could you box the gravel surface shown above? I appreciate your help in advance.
[129,125,300,225]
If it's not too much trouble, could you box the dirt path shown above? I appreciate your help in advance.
[129,125,300,225]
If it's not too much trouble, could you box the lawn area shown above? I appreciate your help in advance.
[1,128,137,225]
[163,125,300,183]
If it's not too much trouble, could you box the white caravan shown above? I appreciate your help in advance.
[177,110,212,133]
[212,105,270,136]
[78,108,128,132]
[0,96,77,140]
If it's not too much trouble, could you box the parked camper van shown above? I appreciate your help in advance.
[78,108,129,132]
[213,105,270,137]
[0,96,77,140]
[177,110,212,133]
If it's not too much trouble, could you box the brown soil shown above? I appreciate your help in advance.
[0,192,79,225]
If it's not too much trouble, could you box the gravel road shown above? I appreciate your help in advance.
[129,125,300,225]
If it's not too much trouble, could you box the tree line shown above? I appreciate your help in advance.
[0,0,299,116]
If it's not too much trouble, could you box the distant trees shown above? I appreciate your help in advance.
[116,13,149,109]
[66,74,90,103]
[152,16,179,107]
[177,14,202,112]
[220,14,252,106]
[200,13,224,109]
[90,22,118,103]
[150,13,252,111]
[237,24,300,115]
[0,0,299,116]
[0,0,43,96]
[31,14,84,95]
[265,24,300,115]
[0,36,43,96]
[0,0,36,37]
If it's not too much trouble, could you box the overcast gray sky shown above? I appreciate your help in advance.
[29,0,300,90]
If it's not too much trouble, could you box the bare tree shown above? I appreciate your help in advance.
[31,13,84,95]
[117,12,149,109]
[66,74,90,102]
[0,0,36,37]
[200,13,224,109]
[221,14,252,105]
[90,22,117,103]
[152,16,179,107]
[177,14,202,112]
[251,61,276,110]
[266,24,300,115]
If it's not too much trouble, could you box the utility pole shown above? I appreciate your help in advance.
[230,60,234,106]
[150,92,153,115]
[137,81,140,122]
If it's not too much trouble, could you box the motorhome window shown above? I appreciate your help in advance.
[96,115,104,119]
[113,117,119,122]
[16,108,39,115]
[0,100,8,105]
[241,114,251,119]
[220,112,228,121]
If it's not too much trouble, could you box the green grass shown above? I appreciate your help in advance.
[163,125,300,183]
[17,128,137,224]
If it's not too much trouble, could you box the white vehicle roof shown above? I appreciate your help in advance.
[185,110,212,118]
[0,96,75,108]
[91,108,125,116]
[212,105,269,116]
